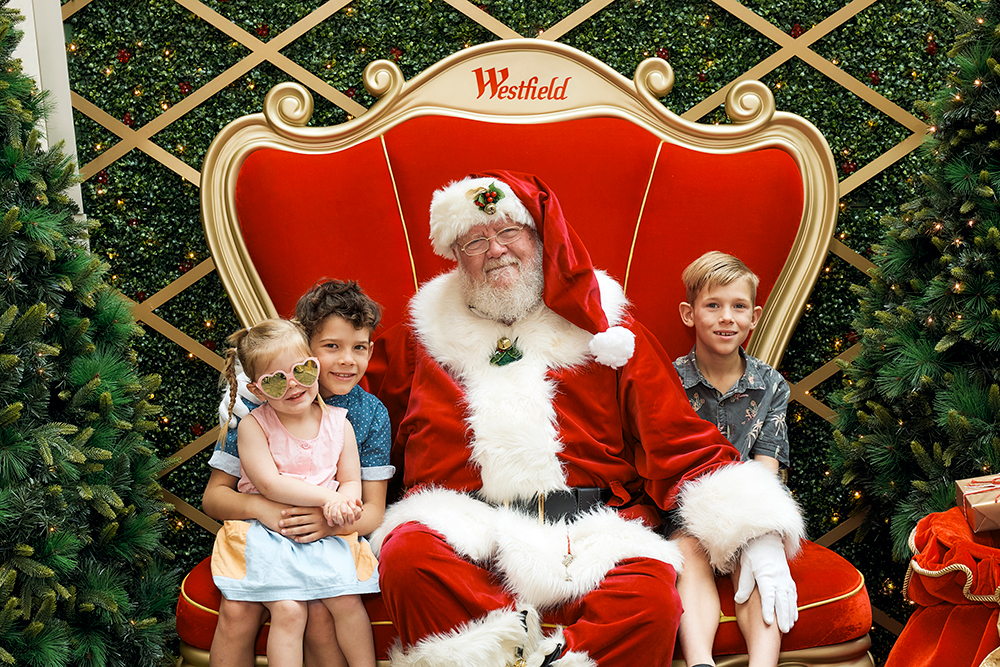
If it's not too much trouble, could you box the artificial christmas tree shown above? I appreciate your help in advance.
[0,4,177,666]
[831,0,1000,559]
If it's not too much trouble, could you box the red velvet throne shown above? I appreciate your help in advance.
[177,40,873,667]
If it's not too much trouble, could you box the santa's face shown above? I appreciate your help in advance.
[454,220,539,289]
[455,222,544,324]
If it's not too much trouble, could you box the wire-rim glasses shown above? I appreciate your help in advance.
[458,226,524,256]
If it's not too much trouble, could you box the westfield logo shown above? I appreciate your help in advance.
[473,67,571,100]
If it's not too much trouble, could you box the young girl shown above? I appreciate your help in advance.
[211,319,378,667]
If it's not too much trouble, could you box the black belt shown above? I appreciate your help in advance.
[476,487,613,524]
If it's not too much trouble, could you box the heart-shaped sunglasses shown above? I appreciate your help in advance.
[254,357,320,400]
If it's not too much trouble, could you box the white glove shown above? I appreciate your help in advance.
[734,532,798,633]
[218,364,260,429]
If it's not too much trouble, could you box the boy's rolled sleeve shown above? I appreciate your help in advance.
[748,374,790,468]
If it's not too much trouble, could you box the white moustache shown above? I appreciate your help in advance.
[483,257,520,274]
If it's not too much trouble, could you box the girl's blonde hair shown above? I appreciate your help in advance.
[220,319,311,428]
[681,251,760,304]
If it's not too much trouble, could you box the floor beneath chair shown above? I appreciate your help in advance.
[178,635,872,667]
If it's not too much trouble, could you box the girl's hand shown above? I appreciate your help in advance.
[278,506,338,543]
[323,498,363,527]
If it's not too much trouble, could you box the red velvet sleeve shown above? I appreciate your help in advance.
[367,322,417,489]
[617,319,742,511]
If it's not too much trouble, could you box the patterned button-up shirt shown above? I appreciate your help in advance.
[673,347,789,467]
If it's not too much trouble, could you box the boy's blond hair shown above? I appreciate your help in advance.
[681,251,760,304]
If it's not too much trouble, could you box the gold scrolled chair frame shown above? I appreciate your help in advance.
[202,38,837,370]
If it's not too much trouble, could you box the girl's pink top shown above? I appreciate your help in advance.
[237,402,347,495]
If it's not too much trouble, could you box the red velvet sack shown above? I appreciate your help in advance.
[886,507,1000,667]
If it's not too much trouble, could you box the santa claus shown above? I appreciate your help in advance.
[369,170,804,667]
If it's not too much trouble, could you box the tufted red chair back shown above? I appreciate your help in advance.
[232,115,804,362]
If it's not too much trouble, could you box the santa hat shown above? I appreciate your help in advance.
[429,170,635,368]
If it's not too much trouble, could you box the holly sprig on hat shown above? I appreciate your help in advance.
[472,183,505,215]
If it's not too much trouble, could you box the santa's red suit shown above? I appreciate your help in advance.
[368,172,804,667]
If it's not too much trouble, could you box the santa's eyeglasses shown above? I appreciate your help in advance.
[458,226,524,256]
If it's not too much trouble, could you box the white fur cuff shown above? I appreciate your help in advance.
[677,461,806,572]
[370,487,499,561]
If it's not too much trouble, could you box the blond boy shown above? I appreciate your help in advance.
[673,251,792,667]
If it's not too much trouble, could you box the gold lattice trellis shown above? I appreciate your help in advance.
[61,0,927,637]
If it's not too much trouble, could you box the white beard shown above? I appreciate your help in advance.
[460,249,544,324]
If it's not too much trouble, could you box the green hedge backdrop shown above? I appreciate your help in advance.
[59,0,959,662]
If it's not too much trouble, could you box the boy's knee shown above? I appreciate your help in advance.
[218,598,268,632]
[323,594,365,615]
[305,599,335,629]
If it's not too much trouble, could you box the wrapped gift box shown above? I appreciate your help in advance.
[955,475,1000,533]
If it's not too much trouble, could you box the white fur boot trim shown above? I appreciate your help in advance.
[388,606,541,667]
[550,651,596,667]
[524,628,599,667]
[677,460,806,572]
[493,506,683,608]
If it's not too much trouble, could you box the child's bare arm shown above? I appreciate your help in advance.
[334,479,388,536]
[324,422,364,526]
[334,421,363,502]
[752,454,780,475]
[238,417,349,508]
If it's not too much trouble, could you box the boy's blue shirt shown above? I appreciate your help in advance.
[673,346,790,467]
[210,384,395,481]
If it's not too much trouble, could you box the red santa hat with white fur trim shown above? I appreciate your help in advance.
[429,170,635,368]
